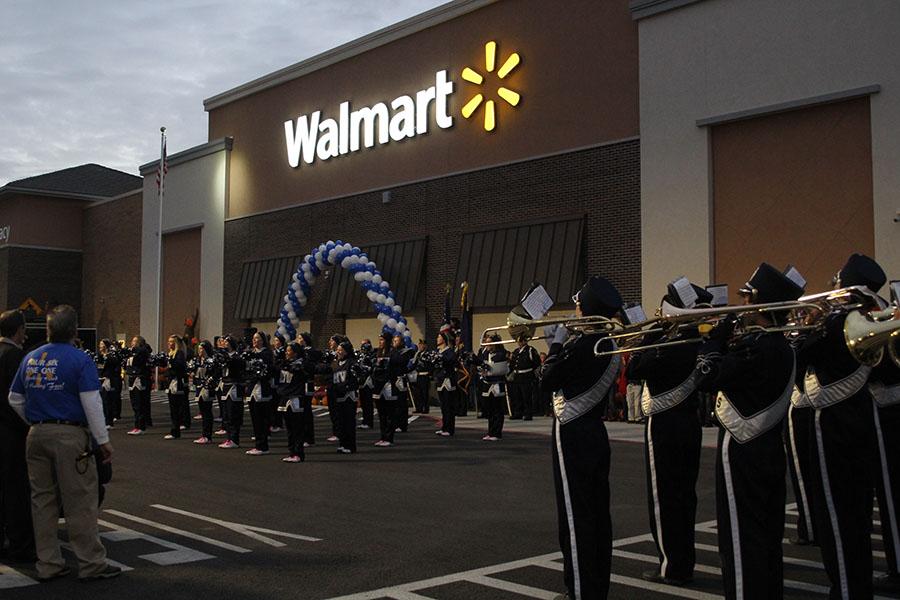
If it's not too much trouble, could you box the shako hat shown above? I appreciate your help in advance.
[739,262,803,304]
[574,276,623,318]
[836,253,886,294]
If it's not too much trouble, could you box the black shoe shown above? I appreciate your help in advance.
[641,569,692,586]
[79,564,122,582]
[789,536,813,546]
[37,567,71,582]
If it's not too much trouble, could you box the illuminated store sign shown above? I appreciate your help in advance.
[284,41,522,169]
[285,70,454,168]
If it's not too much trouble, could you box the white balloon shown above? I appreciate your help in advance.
[376,294,386,304]
[291,282,301,292]
[343,243,352,252]
[327,249,337,263]
[393,305,402,314]
[385,297,395,307]
[315,258,325,270]
[326,240,334,247]
[341,257,351,268]
[377,313,388,322]
[358,256,369,265]
[386,318,397,329]
[363,272,373,281]
[292,273,300,282]
[372,274,383,285]
[354,272,365,281]
[301,262,310,273]
[367,290,378,301]
[287,310,296,319]
[318,244,327,254]
[299,297,308,307]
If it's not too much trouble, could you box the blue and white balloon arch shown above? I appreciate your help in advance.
[276,240,415,349]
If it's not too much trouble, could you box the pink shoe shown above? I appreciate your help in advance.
[213,429,227,436]
[126,428,143,435]
[326,435,338,442]
[193,437,211,445]
[282,455,302,463]
[218,440,239,449]
[439,431,451,437]
[245,448,269,456]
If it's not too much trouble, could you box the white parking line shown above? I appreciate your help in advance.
[97,519,215,565]
[0,565,37,589]
[105,509,252,553]
[151,504,322,545]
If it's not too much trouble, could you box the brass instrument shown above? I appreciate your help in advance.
[844,306,900,367]
[480,310,623,347]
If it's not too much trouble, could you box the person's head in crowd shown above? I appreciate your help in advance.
[131,335,147,350]
[224,335,239,352]
[0,309,26,345]
[516,333,528,348]
[198,340,213,359]
[286,342,302,360]
[391,335,404,350]
[272,333,284,349]
[167,334,185,356]
[47,305,78,344]
[337,341,353,361]
[417,338,427,351]
[297,332,314,348]
[436,331,451,349]
[539,351,548,363]
[99,338,113,355]
[252,331,268,350]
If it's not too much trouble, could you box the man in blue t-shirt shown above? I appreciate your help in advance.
[8,305,120,582]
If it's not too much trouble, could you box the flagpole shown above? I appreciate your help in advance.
[155,126,166,389]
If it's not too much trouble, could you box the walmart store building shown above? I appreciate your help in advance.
[8,0,897,350]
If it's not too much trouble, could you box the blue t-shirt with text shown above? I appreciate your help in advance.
[11,343,100,423]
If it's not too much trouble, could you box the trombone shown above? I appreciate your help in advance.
[480,309,623,347]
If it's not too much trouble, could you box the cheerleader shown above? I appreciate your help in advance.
[357,339,376,429]
[97,339,122,428]
[213,336,229,437]
[394,335,412,434]
[326,335,344,443]
[163,334,189,440]
[125,336,152,435]
[475,335,509,441]
[278,342,307,462]
[192,340,218,444]
[332,341,360,453]
[297,332,318,447]
[246,332,274,455]
[218,336,245,449]
[434,332,458,436]
[269,333,285,433]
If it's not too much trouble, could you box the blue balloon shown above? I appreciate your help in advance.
[387,291,395,299]
[352,247,361,255]
[335,240,343,247]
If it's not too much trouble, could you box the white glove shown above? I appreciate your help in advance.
[543,324,560,340]
[552,325,569,346]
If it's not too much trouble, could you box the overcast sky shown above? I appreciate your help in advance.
[0,0,446,186]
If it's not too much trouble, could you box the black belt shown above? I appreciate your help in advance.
[34,419,87,427]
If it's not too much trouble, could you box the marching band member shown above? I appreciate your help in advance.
[434,331,458,437]
[357,339,376,429]
[475,335,509,441]
[541,276,623,600]
[412,338,432,414]
[332,341,359,454]
[125,336,152,435]
[326,335,345,443]
[192,340,218,444]
[246,332,274,456]
[627,279,709,585]
[97,339,121,428]
[696,263,800,600]
[218,336,245,449]
[278,342,307,462]
[801,253,885,598]
[393,335,412,434]
[509,333,540,421]
[872,324,900,588]
[373,333,410,447]
[163,335,189,440]
[297,332,318,447]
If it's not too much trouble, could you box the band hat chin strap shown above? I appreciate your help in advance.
[870,381,900,407]
[553,349,620,425]
[641,371,697,416]
[716,359,794,444]
[805,364,871,409]
[790,384,811,408]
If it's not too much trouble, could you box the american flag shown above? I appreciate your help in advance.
[156,135,167,190]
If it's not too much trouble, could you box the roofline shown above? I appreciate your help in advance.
[629,0,708,20]
[0,185,131,202]
[202,0,496,111]
[139,137,233,175]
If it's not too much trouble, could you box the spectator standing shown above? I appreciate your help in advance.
[8,305,120,581]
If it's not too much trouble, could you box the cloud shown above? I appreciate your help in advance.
[0,0,446,185]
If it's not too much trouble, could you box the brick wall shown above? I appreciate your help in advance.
[81,193,143,342]
[223,140,641,341]
[0,248,8,310]
[3,247,82,313]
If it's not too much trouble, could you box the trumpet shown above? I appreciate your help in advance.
[481,308,622,347]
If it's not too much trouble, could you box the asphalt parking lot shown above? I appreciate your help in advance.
[1,396,896,599]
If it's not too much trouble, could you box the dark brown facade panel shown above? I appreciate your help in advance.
[161,227,201,342]
[2,247,82,315]
[712,97,874,301]
[234,255,303,320]
[81,193,143,342]
[222,140,640,342]
[208,0,639,218]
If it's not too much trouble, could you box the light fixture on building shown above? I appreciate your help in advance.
[382,190,392,204]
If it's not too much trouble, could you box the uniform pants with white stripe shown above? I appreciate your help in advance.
[552,407,611,600]
[715,427,785,600]
[809,396,875,600]
[644,410,701,580]
[783,404,816,543]
[874,401,900,577]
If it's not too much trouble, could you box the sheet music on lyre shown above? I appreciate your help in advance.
[521,284,554,320]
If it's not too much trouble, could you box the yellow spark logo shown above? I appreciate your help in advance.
[460,41,521,132]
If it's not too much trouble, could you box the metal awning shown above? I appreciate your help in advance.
[233,255,303,320]
[327,238,427,316]
[453,217,584,308]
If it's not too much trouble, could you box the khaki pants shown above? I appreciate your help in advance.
[626,382,643,422]
[26,424,107,578]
